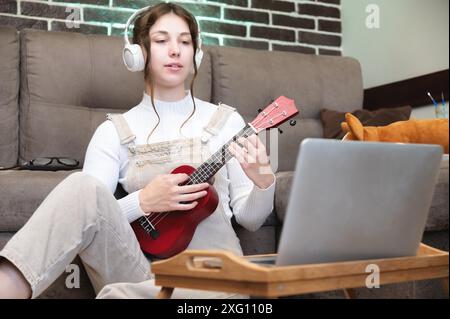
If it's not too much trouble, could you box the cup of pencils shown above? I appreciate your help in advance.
[428,92,448,119]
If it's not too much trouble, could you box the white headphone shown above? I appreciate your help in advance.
[122,5,203,73]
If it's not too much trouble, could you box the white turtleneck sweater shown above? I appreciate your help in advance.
[82,91,275,232]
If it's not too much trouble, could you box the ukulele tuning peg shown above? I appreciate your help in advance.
[289,119,297,126]
[278,128,283,134]
[257,108,262,113]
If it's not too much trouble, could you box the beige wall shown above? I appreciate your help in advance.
[341,0,449,119]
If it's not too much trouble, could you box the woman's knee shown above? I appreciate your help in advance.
[63,172,112,198]
[61,172,114,217]
[65,172,103,189]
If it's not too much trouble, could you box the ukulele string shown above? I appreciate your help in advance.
[147,173,201,227]
[147,172,202,227]
[147,126,256,229]
[143,214,157,231]
[250,102,280,130]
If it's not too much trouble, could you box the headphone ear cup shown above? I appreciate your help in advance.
[195,48,203,68]
[123,44,145,72]
[191,35,203,74]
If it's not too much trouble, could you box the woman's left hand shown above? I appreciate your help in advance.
[228,134,275,189]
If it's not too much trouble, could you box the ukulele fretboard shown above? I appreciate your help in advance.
[187,124,255,185]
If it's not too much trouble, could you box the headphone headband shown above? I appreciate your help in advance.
[123,6,153,46]
[122,5,203,73]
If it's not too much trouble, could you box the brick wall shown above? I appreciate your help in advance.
[0,0,342,55]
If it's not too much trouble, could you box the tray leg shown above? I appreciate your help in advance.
[442,277,448,298]
[343,288,357,299]
[157,287,174,299]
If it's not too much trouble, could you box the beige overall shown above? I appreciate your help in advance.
[0,103,245,299]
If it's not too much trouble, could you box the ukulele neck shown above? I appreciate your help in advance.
[187,124,255,185]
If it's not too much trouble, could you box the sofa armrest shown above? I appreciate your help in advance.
[426,156,449,231]
[274,171,295,223]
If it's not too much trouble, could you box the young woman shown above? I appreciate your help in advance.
[0,2,275,299]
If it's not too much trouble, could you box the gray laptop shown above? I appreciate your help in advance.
[251,138,443,266]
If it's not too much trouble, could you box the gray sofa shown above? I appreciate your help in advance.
[0,26,448,299]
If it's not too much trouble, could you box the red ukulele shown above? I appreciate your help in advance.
[131,96,299,258]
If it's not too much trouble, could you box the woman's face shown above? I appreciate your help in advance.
[147,12,195,89]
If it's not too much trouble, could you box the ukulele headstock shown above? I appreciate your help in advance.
[250,96,299,133]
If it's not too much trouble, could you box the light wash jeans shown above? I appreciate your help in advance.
[0,172,245,299]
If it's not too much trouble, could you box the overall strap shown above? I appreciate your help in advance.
[201,102,236,143]
[106,113,136,145]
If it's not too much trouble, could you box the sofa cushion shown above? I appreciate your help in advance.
[0,168,280,230]
[209,46,363,119]
[320,105,412,139]
[274,158,449,232]
[0,169,78,232]
[208,45,363,171]
[0,26,19,169]
[18,29,212,167]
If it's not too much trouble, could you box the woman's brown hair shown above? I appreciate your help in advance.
[132,3,201,143]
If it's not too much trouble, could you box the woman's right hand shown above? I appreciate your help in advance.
[138,173,209,214]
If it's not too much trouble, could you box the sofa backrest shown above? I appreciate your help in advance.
[18,29,212,166]
[208,46,363,171]
[0,26,20,169]
[16,28,363,172]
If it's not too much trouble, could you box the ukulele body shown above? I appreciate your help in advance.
[131,165,219,259]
